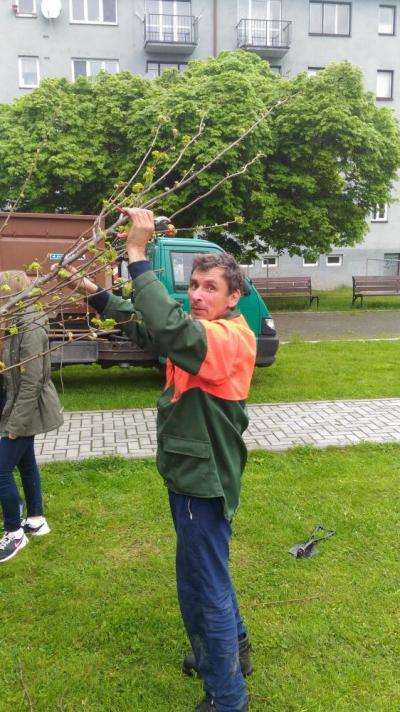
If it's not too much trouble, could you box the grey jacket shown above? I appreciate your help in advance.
[0,308,64,437]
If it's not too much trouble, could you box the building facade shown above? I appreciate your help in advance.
[1,0,399,288]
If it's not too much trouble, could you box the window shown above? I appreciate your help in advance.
[14,0,36,14]
[379,5,396,34]
[262,256,278,267]
[146,0,191,11]
[72,59,119,79]
[376,70,393,99]
[146,1,193,43]
[18,56,39,88]
[238,1,283,46]
[170,251,199,290]
[384,253,400,274]
[326,254,343,266]
[372,203,388,221]
[269,65,282,74]
[308,66,324,76]
[238,0,281,21]
[303,256,319,266]
[146,61,187,78]
[309,2,351,36]
[70,0,117,24]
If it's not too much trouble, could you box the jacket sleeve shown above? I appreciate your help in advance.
[130,271,207,374]
[100,293,161,354]
[6,326,45,436]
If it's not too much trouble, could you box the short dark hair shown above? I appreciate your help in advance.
[191,252,245,295]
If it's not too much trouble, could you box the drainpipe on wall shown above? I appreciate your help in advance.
[213,0,218,56]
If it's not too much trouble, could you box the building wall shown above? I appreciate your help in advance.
[1,0,399,289]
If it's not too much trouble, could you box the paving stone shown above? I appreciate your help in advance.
[34,398,400,464]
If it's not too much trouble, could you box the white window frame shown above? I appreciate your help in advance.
[303,257,319,267]
[238,1,282,45]
[14,0,37,16]
[262,256,278,267]
[372,203,388,222]
[18,56,40,88]
[69,0,118,25]
[147,1,192,42]
[72,59,119,80]
[326,254,343,267]
[378,5,396,35]
[376,70,394,100]
[308,66,324,76]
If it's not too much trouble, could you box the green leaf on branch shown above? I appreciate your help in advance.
[122,282,133,298]
[27,260,41,272]
[91,317,117,331]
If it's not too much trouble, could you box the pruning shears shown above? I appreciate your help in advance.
[288,525,336,559]
[113,206,176,237]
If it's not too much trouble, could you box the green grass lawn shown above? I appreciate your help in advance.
[2,444,399,711]
[263,286,400,311]
[53,340,400,411]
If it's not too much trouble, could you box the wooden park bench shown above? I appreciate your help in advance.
[251,276,319,307]
[352,275,400,306]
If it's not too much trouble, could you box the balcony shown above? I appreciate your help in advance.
[144,14,198,55]
[237,18,292,59]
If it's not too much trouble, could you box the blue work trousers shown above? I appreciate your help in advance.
[169,491,248,712]
[0,435,43,531]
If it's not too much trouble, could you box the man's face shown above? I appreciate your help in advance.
[188,267,241,321]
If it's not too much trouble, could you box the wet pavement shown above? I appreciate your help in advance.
[273,310,400,342]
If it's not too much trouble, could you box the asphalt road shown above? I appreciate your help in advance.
[274,310,400,342]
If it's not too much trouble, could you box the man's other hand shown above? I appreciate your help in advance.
[50,264,98,296]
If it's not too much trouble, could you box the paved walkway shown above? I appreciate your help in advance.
[35,398,400,463]
[274,310,400,342]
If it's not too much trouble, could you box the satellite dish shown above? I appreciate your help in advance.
[41,0,62,19]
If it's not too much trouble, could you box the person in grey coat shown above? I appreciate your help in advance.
[0,271,64,563]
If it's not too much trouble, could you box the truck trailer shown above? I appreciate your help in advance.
[0,212,278,369]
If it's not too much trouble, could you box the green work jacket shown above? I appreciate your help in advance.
[101,271,256,520]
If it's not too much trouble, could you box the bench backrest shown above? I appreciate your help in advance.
[251,276,312,294]
[353,275,400,292]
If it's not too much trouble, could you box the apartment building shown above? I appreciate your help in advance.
[1,0,399,287]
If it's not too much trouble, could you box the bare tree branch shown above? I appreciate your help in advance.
[170,153,263,219]
[141,98,288,211]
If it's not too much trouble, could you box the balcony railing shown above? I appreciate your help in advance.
[237,18,292,56]
[144,14,198,53]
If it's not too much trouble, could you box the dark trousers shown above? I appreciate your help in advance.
[0,436,43,531]
[169,491,248,712]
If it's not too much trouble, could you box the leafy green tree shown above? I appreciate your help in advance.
[0,51,399,257]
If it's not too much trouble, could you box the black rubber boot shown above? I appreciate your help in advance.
[183,635,253,678]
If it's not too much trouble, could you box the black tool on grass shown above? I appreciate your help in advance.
[288,525,336,559]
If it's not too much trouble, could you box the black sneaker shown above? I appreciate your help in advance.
[0,531,28,563]
[22,518,50,536]
[194,699,215,712]
[194,700,248,712]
